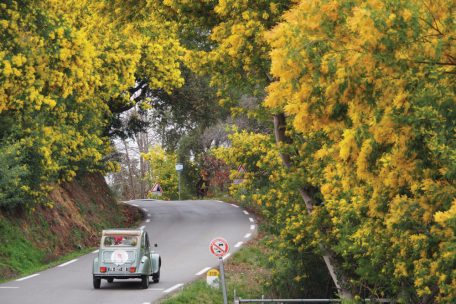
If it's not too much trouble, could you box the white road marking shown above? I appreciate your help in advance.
[57,259,78,267]
[146,219,151,223]
[92,249,99,254]
[218,200,224,203]
[0,286,19,289]
[250,225,255,230]
[16,274,40,282]
[222,253,231,260]
[195,267,211,276]
[142,302,151,304]
[132,204,139,207]
[230,203,239,208]
[142,208,147,212]
[234,241,243,248]
[244,233,251,238]
[249,217,254,223]
[147,213,151,217]
[140,225,146,229]
[243,210,249,215]
[147,288,164,291]
[164,283,184,293]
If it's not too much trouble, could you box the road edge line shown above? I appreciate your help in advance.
[222,253,231,260]
[195,267,211,276]
[57,259,78,267]
[163,283,184,293]
[16,274,40,282]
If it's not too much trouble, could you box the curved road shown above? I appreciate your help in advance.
[0,199,256,304]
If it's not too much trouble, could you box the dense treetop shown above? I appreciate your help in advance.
[0,0,183,207]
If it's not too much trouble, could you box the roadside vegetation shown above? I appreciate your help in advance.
[161,223,336,304]
[0,174,141,282]
[160,232,274,304]
[0,1,454,302]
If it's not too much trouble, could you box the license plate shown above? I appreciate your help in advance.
[107,266,126,272]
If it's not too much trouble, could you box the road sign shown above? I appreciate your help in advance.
[206,268,220,289]
[151,183,163,196]
[208,239,229,304]
[233,164,246,185]
[209,238,229,257]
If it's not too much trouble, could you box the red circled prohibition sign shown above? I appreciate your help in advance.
[209,238,229,257]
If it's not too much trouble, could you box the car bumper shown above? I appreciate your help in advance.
[93,274,144,279]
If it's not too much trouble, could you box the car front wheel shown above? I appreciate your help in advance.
[141,275,149,289]
[93,276,101,289]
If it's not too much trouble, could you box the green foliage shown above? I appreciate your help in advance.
[264,236,335,299]
[215,131,335,298]
[142,146,179,200]
[0,0,184,208]
[150,67,228,151]
[0,143,28,208]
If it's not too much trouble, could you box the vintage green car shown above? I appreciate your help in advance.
[92,229,161,289]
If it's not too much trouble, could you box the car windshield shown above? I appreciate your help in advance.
[103,235,138,247]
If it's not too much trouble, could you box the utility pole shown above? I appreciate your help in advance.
[178,171,181,200]
[175,163,183,200]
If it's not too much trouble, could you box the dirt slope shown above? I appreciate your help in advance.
[0,173,141,280]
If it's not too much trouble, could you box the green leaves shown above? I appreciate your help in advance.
[0,143,28,209]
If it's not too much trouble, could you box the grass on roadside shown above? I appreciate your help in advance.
[0,241,96,284]
[0,201,142,283]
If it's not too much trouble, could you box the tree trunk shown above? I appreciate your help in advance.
[122,139,136,200]
[273,113,353,299]
[133,107,151,199]
[134,131,147,199]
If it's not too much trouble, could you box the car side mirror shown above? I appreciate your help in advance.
[154,243,158,248]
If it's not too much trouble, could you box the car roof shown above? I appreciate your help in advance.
[102,229,143,236]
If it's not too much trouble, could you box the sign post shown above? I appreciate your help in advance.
[219,257,228,304]
[209,238,229,304]
[175,163,183,200]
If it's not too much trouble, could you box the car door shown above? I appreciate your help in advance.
[144,232,152,274]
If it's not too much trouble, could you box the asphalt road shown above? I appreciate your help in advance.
[0,199,256,304]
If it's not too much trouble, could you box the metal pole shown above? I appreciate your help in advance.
[178,171,181,200]
[219,257,228,304]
